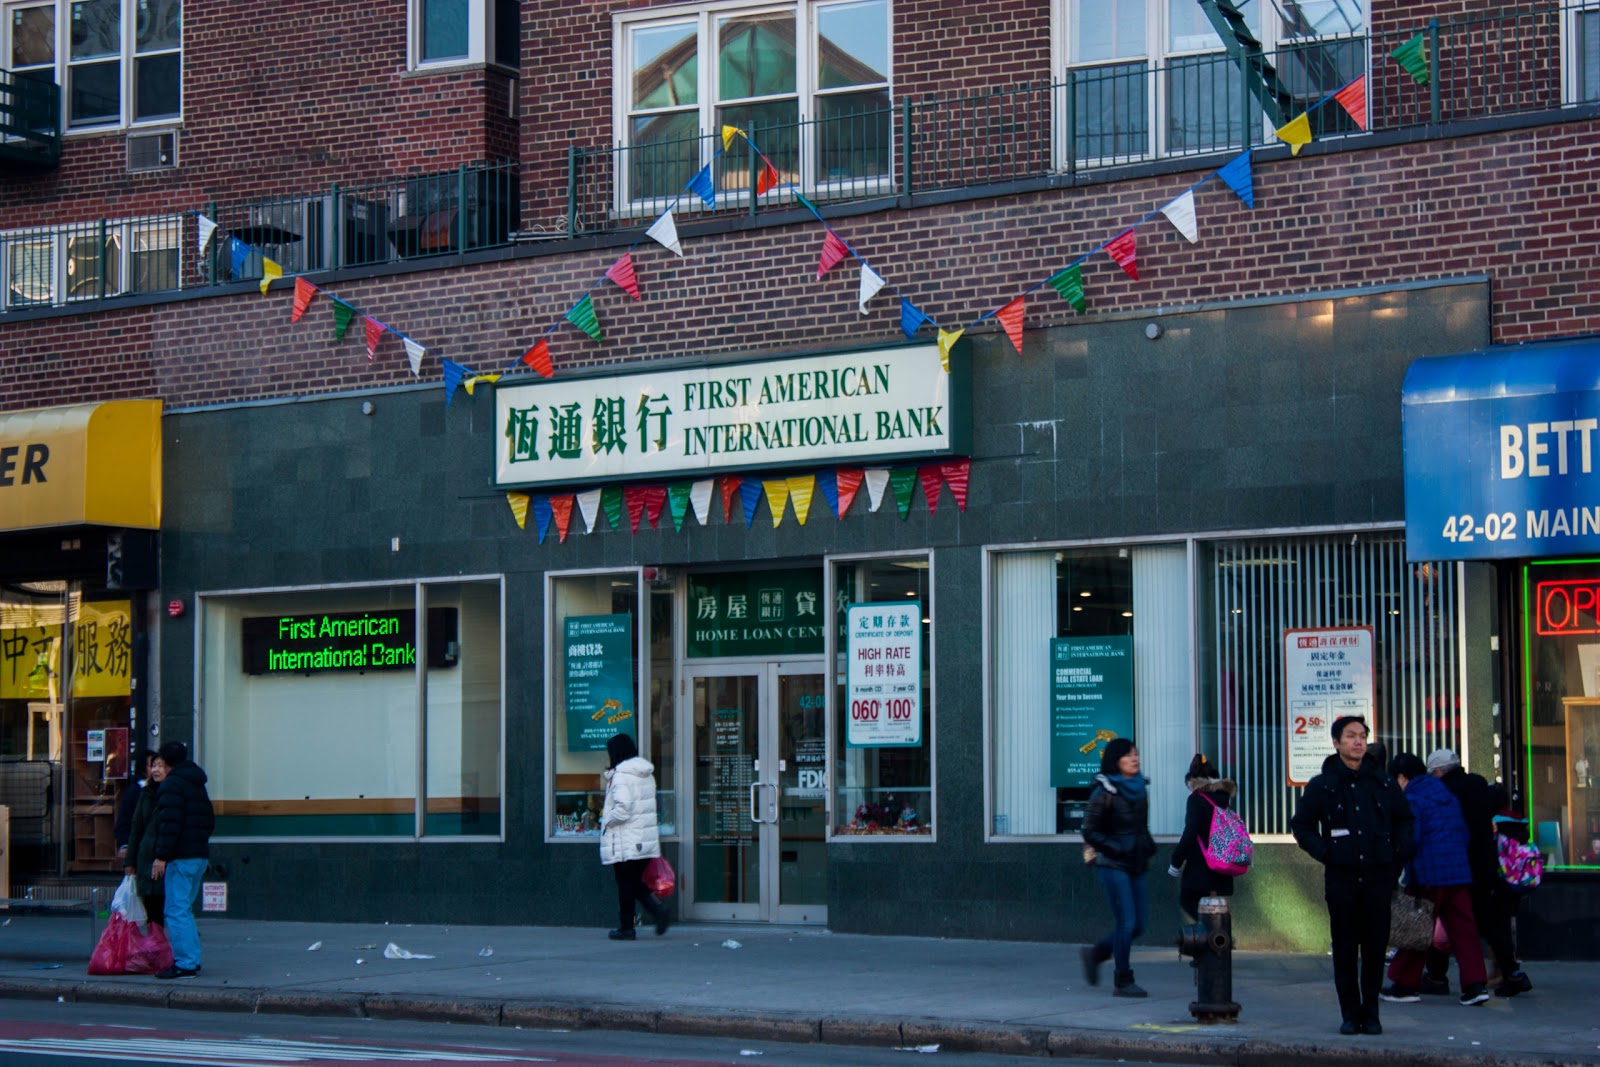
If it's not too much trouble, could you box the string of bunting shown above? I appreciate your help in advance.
[502,459,972,542]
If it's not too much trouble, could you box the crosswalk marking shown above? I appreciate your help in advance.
[0,1034,553,1065]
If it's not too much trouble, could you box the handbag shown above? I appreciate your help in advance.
[1389,891,1435,951]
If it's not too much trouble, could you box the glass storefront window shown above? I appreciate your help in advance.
[1523,560,1600,868]
[199,579,503,839]
[548,570,643,839]
[829,554,933,837]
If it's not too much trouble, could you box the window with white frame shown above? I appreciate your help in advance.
[1055,0,1364,165]
[617,0,890,208]
[2,0,180,129]
[1571,3,1600,102]
[409,0,519,69]
[2,215,179,308]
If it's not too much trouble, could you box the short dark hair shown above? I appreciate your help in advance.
[1330,715,1368,742]
[1389,752,1427,781]
[157,741,188,767]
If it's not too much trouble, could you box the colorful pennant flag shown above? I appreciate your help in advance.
[690,479,714,525]
[332,299,356,340]
[817,231,849,279]
[721,125,744,151]
[646,210,682,256]
[364,316,386,361]
[818,469,840,518]
[506,491,530,530]
[441,358,468,408]
[900,298,929,340]
[461,373,501,396]
[756,160,781,197]
[858,263,886,314]
[667,483,691,532]
[787,474,815,525]
[624,486,646,533]
[551,494,574,542]
[941,458,971,511]
[404,338,426,378]
[521,338,553,378]
[601,485,624,532]
[1391,33,1430,86]
[605,254,641,300]
[1048,265,1086,313]
[577,488,602,533]
[864,468,889,512]
[1161,191,1199,243]
[937,327,964,372]
[687,164,716,209]
[196,214,217,255]
[919,465,945,515]
[1217,151,1254,209]
[291,277,317,322]
[836,468,863,518]
[763,478,791,527]
[230,237,249,279]
[1274,112,1312,156]
[641,485,666,529]
[889,467,917,519]
[533,495,553,544]
[739,477,762,527]
[1106,230,1138,281]
[259,257,281,295]
[566,294,602,343]
[1335,76,1368,130]
[996,296,1025,354]
[719,476,740,523]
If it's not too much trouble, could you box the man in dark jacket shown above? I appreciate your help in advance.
[1291,716,1415,1036]
[151,741,214,980]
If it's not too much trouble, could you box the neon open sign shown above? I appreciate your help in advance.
[1534,579,1600,635]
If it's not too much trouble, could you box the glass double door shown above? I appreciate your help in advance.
[687,661,827,923]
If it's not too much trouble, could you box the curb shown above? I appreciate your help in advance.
[2,977,1594,1067]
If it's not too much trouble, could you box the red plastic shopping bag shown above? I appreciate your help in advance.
[643,856,676,897]
[125,921,175,975]
[87,914,134,976]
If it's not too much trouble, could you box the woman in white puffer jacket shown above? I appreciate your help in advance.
[600,732,670,940]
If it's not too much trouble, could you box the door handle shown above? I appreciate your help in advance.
[761,781,779,824]
[750,781,767,824]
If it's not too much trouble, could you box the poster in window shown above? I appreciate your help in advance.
[563,614,636,752]
[845,602,922,747]
[1049,637,1134,788]
[102,727,129,780]
[1284,626,1374,787]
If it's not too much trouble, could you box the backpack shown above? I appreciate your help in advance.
[1198,792,1253,876]
[1496,832,1543,893]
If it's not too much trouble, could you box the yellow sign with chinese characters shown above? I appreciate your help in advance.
[0,623,61,701]
[0,600,130,699]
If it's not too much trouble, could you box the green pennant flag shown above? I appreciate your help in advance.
[600,485,624,531]
[1390,33,1429,86]
[565,294,603,343]
[1048,264,1087,313]
[889,467,917,519]
[668,482,692,532]
[332,299,356,340]
[795,193,819,216]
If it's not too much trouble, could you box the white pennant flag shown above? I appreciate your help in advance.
[858,263,886,314]
[690,479,715,526]
[576,488,602,534]
[403,338,426,378]
[196,214,218,255]
[646,210,683,256]
[864,468,890,512]
[1160,190,1199,243]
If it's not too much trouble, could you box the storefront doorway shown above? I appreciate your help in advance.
[685,660,827,923]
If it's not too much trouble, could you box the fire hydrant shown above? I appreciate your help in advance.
[1175,895,1241,1022]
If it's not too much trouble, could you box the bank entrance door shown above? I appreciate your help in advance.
[686,661,827,923]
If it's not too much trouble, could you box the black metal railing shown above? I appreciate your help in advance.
[0,66,61,166]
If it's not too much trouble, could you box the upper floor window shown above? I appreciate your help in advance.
[2,0,180,129]
[410,0,519,70]
[616,0,891,209]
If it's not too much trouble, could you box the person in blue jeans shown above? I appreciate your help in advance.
[1081,737,1158,997]
[150,741,214,979]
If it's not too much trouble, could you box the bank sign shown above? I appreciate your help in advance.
[1403,343,1600,560]
[493,344,965,487]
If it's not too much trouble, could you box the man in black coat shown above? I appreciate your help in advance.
[1291,715,1416,1036]
[151,741,215,980]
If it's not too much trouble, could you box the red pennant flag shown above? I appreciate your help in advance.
[835,468,864,518]
[605,254,641,300]
[719,475,740,522]
[756,160,781,196]
[624,486,647,533]
[817,231,849,280]
[940,458,970,511]
[918,465,945,515]
[291,277,316,323]
[641,485,667,529]
[1106,230,1138,281]
[521,338,553,378]
[1334,76,1368,131]
[550,494,574,542]
[997,296,1025,354]
[364,317,386,361]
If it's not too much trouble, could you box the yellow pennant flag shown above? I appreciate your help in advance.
[763,478,790,527]
[462,373,502,396]
[506,491,530,530]
[1274,113,1312,157]
[721,125,746,151]
[259,257,282,295]
[786,474,816,525]
[937,327,964,372]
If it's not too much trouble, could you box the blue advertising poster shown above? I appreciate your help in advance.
[1049,636,1134,788]
[563,614,636,752]
[1404,343,1600,561]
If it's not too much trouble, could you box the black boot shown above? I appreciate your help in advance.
[607,927,636,940]
[645,894,671,937]
[1113,969,1148,997]
[1081,943,1110,986]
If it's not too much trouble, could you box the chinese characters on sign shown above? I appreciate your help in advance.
[1283,627,1374,786]
[686,570,823,658]
[846,603,922,748]
[0,600,133,700]
[1049,637,1134,788]
[563,614,636,752]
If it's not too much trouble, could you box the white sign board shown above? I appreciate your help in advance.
[201,881,228,912]
[495,345,955,487]
[1283,626,1375,786]
[846,602,922,748]
[85,730,104,762]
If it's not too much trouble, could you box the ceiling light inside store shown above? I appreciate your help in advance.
[1079,591,1091,597]
[1121,611,1133,618]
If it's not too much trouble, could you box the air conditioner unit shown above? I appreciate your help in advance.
[126,130,177,172]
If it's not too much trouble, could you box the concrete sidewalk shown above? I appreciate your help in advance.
[1,915,1596,1066]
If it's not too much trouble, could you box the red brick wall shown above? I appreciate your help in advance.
[5,113,1600,412]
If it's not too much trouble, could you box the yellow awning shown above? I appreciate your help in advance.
[0,400,162,532]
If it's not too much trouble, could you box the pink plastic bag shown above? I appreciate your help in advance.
[643,856,676,897]
[125,921,174,975]
[87,914,134,976]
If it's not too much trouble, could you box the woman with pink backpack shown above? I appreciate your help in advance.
[1168,754,1243,920]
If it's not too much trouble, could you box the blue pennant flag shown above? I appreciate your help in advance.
[533,495,554,544]
[1217,151,1254,209]
[900,298,929,340]
[739,477,763,527]
[442,358,468,408]
[229,237,250,278]
[686,164,716,209]
[818,470,840,517]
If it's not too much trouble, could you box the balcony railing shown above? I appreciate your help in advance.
[0,67,61,168]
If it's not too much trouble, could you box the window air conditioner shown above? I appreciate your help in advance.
[126,131,177,172]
